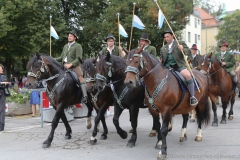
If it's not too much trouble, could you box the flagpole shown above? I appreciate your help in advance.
[117,13,120,47]
[50,15,52,57]
[154,0,200,92]
[129,2,136,51]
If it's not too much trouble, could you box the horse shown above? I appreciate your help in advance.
[198,53,236,126]
[25,53,93,148]
[83,57,114,144]
[124,49,210,159]
[235,65,240,97]
[95,52,161,148]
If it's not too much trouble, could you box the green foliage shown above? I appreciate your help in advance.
[216,10,240,50]
[6,88,31,104]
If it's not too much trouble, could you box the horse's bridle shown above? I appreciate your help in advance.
[200,54,221,77]
[27,56,49,81]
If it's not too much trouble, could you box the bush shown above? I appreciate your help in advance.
[6,88,31,104]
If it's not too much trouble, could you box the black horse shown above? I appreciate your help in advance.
[95,52,160,148]
[83,58,114,144]
[25,53,93,148]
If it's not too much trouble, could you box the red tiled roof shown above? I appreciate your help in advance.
[194,7,218,27]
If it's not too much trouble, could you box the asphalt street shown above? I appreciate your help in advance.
[0,98,240,160]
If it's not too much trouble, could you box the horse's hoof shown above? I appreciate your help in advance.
[155,141,162,149]
[195,136,202,142]
[100,135,107,140]
[168,127,172,132]
[157,153,167,160]
[149,132,157,137]
[42,141,51,148]
[90,139,97,145]
[228,115,233,120]
[190,119,196,123]
[119,131,128,139]
[179,134,187,142]
[212,122,218,127]
[64,135,72,140]
[129,129,133,133]
[127,141,135,148]
[86,124,92,129]
[220,119,227,124]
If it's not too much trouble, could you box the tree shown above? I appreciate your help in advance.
[193,0,223,17]
[216,10,240,51]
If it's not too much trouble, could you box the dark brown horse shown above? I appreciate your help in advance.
[95,52,161,148]
[198,53,236,126]
[25,53,93,148]
[124,49,210,159]
[83,58,114,144]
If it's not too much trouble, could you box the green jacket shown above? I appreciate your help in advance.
[214,51,235,72]
[187,54,201,68]
[144,45,157,57]
[160,40,191,68]
[55,42,83,67]
[101,45,119,56]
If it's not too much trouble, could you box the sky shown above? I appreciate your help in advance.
[212,0,240,11]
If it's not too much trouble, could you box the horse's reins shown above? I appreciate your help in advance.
[200,54,222,77]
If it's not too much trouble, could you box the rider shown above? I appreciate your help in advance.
[139,33,157,57]
[55,30,88,103]
[188,44,201,69]
[101,33,125,58]
[159,28,198,106]
[214,41,238,93]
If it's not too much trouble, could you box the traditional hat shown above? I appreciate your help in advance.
[68,30,78,39]
[139,33,151,44]
[219,41,228,48]
[191,44,198,50]
[162,28,173,37]
[105,33,116,42]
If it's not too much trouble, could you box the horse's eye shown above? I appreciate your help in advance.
[135,61,139,64]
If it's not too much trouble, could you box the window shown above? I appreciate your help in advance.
[198,19,200,25]
[194,18,197,28]
[198,35,200,41]
[188,32,191,42]
[195,34,197,44]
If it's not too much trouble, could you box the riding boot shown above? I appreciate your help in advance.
[233,81,239,93]
[187,79,198,106]
[230,71,238,93]
[0,124,4,131]
[80,82,88,103]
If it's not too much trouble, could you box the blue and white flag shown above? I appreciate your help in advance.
[51,26,59,39]
[119,24,128,37]
[133,15,145,30]
[158,10,165,29]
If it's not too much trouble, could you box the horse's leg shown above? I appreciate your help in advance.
[99,114,108,140]
[113,106,127,139]
[228,95,235,120]
[220,100,228,124]
[211,101,218,127]
[127,106,139,148]
[60,111,72,140]
[189,109,196,123]
[42,106,64,148]
[149,113,158,137]
[154,114,162,149]
[180,113,189,142]
[158,110,171,160]
[86,100,93,129]
[90,106,108,145]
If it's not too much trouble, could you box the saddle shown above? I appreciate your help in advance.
[66,69,82,101]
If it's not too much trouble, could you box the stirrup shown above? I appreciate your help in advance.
[190,96,198,106]
[81,96,88,103]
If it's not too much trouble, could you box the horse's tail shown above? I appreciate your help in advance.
[196,96,211,127]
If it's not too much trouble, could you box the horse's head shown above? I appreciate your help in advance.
[83,58,97,92]
[124,46,157,88]
[95,52,125,91]
[25,53,50,88]
[198,53,220,75]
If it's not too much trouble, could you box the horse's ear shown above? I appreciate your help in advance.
[36,52,41,60]
[134,45,144,54]
[106,51,111,62]
[207,52,213,58]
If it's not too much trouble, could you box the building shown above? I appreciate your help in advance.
[181,9,202,54]
[195,7,219,55]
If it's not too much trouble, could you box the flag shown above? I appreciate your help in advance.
[119,24,128,37]
[158,10,165,29]
[133,15,145,30]
[51,26,59,39]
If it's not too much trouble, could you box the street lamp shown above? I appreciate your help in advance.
[205,18,219,54]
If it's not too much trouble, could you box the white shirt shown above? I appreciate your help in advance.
[107,46,115,55]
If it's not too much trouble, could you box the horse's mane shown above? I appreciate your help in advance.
[99,54,126,77]
[83,58,95,70]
